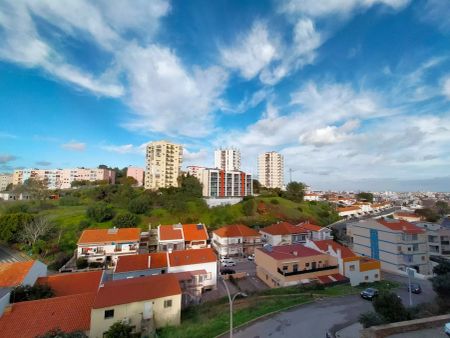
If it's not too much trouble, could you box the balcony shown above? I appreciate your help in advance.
[277,265,338,277]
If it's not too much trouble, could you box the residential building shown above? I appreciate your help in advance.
[77,228,140,264]
[0,192,31,201]
[300,222,333,241]
[36,270,103,296]
[255,244,342,288]
[305,239,381,286]
[393,212,424,222]
[90,274,181,338]
[113,248,217,304]
[337,206,361,218]
[415,222,450,257]
[126,166,145,186]
[212,224,262,257]
[145,140,182,190]
[258,151,284,189]
[157,223,209,251]
[12,168,115,189]
[304,193,322,201]
[347,219,431,275]
[214,148,241,171]
[0,174,12,191]
[187,166,253,197]
[259,221,331,246]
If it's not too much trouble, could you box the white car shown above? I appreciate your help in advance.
[221,259,236,267]
[247,254,255,261]
[445,322,450,336]
[219,256,230,263]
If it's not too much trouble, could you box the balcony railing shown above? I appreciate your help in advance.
[277,265,338,277]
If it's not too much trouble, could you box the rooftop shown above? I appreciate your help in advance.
[169,248,217,267]
[261,222,309,236]
[115,252,168,273]
[312,240,356,259]
[159,224,184,241]
[0,261,35,287]
[36,270,102,297]
[93,274,181,309]
[182,223,209,241]
[258,244,325,260]
[0,292,95,338]
[377,219,425,234]
[213,224,259,238]
[77,228,141,245]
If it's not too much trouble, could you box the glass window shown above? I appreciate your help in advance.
[104,309,114,319]
[164,299,172,308]
[364,276,369,281]
[349,265,355,271]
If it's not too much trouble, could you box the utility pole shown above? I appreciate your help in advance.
[289,168,299,183]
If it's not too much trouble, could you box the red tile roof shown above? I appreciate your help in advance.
[394,212,423,219]
[159,225,184,241]
[312,240,356,259]
[258,244,324,260]
[317,273,348,284]
[213,224,259,238]
[115,253,168,273]
[93,274,181,309]
[36,271,102,297]
[298,222,324,232]
[0,292,95,338]
[337,206,361,212]
[377,219,425,234]
[169,248,217,267]
[0,261,35,287]
[182,224,209,241]
[77,228,140,245]
[261,222,309,236]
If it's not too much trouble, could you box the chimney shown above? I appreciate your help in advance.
[148,256,152,269]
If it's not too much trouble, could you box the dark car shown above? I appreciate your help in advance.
[220,268,236,275]
[408,283,422,294]
[360,288,379,300]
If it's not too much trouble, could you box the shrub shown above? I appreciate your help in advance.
[78,219,90,230]
[270,199,279,205]
[59,196,81,206]
[4,203,30,214]
[373,292,410,323]
[242,199,256,216]
[359,311,385,328]
[104,322,133,338]
[37,329,88,338]
[86,202,115,222]
[128,196,151,214]
[112,212,139,228]
[10,284,54,303]
[89,262,103,269]
[76,258,88,269]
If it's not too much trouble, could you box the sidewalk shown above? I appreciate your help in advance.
[335,323,363,338]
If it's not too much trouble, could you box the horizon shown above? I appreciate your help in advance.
[1,0,450,191]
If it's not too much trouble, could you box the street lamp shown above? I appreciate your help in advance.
[406,267,415,307]
[221,277,247,338]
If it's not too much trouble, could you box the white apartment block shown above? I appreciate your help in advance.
[12,168,115,190]
[258,151,284,189]
[0,174,12,191]
[214,148,241,171]
[145,141,182,190]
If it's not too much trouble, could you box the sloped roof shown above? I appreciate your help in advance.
[77,228,140,244]
[337,206,361,212]
[159,225,184,241]
[299,222,324,232]
[312,240,356,259]
[0,292,95,338]
[115,252,168,273]
[93,274,181,309]
[36,271,102,296]
[260,222,309,236]
[258,244,324,260]
[168,248,216,267]
[182,224,209,241]
[377,219,424,234]
[0,261,35,287]
[213,224,259,238]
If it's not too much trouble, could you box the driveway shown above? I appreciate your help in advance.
[233,295,373,338]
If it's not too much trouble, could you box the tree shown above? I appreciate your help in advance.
[178,174,203,197]
[86,202,115,222]
[37,328,88,338]
[19,178,49,200]
[252,179,261,194]
[118,176,138,186]
[112,212,139,228]
[415,208,440,222]
[372,292,410,323]
[358,311,385,328]
[0,213,34,242]
[10,284,54,303]
[283,181,306,202]
[432,272,450,298]
[242,198,256,216]
[71,180,90,188]
[20,216,53,246]
[5,183,13,191]
[356,192,374,203]
[433,261,450,276]
[128,196,152,214]
[104,322,133,338]
[436,201,449,217]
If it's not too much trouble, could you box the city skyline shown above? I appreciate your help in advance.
[1,0,450,191]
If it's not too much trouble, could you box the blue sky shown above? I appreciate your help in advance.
[1,0,450,191]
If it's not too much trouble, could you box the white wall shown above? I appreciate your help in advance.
[22,260,47,285]
[168,261,217,289]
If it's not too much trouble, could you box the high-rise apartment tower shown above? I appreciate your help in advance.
[145,141,183,190]
[214,148,241,171]
[258,151,284,189]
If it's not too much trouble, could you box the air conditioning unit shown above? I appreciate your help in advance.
[121,317,130,325]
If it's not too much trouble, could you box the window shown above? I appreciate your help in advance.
[104,309,114,319]
[349,265,355,271]
[422,256,425,261]
[364,276,369,281]
[282,265,288,270]
[375,274,379,278]
[412,244,419,251]
[164,299,173,308]
[305,263,310,267]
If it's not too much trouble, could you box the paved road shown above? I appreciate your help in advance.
[0,244,29,263]
[233,295,373,338]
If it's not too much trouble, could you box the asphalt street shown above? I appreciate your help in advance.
[0,244,29,263]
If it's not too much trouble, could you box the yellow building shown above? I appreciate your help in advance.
[145,140,183,190]
[89,274,181,338]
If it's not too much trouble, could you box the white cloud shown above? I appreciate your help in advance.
[61,141,86,152]
[0,155,17,164]
[100,143,147,154]
[221,21,279,80]
[299,120,360,146]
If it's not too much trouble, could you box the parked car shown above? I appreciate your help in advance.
[360,288,379,300]
[408,283,422,294]
[219,256,230,263]
[221,259,236,267]
[445,322,450,336]
[220,268,236,275]
[247,254,255,261]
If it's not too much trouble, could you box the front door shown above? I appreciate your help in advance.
[312,262,316,270]
[143,301,153,319]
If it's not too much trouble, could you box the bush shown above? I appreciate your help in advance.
[359,311,385,328]
[0,212,34,243]
[433,261,450,276]
[4,203,30,214]
[104,322,133,338]
[373,292,410,323]
[86,202,115,222]
[78,219,90,230]
[76,258,88,269]
[49,252,72,271]
[10,284,54,303]
[112,212,140,228]
[89,262,103,268]
[128,196,151,214]
[242,199,256,216]
[270,199,279,205]
[37,329,88,338]
[59,196,81,206]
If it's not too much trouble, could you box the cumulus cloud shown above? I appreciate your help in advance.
[61,141,86,152]
[0,155,17,164]
[100,143,147,154]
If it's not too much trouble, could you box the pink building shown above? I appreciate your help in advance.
[127,167,144,186]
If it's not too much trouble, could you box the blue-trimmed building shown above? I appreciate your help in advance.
[347,218,431,275]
